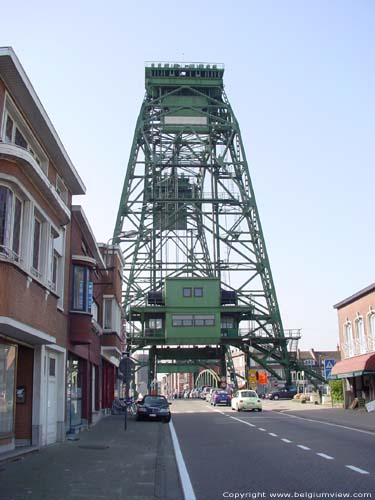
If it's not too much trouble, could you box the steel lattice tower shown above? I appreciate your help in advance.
[114,62,311,386]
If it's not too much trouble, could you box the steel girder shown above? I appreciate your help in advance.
[113,63,325,387]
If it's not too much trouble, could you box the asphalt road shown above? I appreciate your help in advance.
[171,399,375,500]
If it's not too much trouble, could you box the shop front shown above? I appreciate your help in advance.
[330,352,375,408]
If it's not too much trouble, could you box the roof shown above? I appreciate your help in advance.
[333,282,375,310]
[330,352,375,379]
[0,47,85,195]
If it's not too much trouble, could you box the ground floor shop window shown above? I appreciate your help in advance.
[0,343,16,435]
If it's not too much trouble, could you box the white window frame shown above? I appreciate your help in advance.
[0,184,23,262]
[343,321,354,358]
[103,296,122,335]
[56,174,68,205]
[1,94,49,175]
[368,310,375,352]
[0,176,62,291]
[355,315,367,355]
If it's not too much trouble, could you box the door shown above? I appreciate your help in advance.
[46,354,57,444]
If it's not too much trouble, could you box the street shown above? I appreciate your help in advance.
[171,399,375,500]
[1,400,375,500]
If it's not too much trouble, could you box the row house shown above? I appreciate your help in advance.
[67,207,123,434]
[0,47,124,457]
[0,47,85,454]
[332,283,375,407]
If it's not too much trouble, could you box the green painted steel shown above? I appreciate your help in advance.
[114,61,325,388]
[157,364,200,373]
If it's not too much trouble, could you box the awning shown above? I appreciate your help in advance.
[330,353,375,379]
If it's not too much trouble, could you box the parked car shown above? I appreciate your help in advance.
[231,390,262,412]
[210,390,232,406]
[268,388,297,400]
[201,387,213,400]
[136,395,171,422]
[205,388,216,402]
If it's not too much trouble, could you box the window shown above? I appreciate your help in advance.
[0,186,23,261]
[149,318,162,329]
[50,251,58,291]
[12,197,22,256]
[103,298,113,329]
[103,297,122,333]
[5,115,13,142]
[195,315,214,326]
[15,127,27,148]
[221,317,234,329]
[91,301,98,323]
[344,322,354,357]
[172,315,193,326]
[72,265,89,311]
[49,357,56,377]
[50,229,65,302]
[194,287,203,297]
[183,287,192,297]
[2,97,48,174]
[369,313,375,349]
[32,218,41,273]
[56,175,68,204]
[356,317,366,354]
[172,314,215,327]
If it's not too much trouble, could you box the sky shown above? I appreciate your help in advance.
[1,0,374,350]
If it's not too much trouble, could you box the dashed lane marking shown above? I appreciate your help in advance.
[345,465,369,475]
[258,428,266,432]
[269,433,278,437]
[229,416,255,427]
[281,439,292,443]
[297,445,310,451]
[316,453,334,460]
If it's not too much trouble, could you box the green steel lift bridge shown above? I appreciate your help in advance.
[113,62,324,390]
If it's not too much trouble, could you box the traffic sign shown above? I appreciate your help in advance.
[324,359,335,380]
[119,357,133,382]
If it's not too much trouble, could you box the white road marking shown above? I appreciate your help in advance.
[277,411,375,436]
[346,465,369,475]
[297,445,310,450]
[269,433,278,437]
[316,453,334,460]
[258,428,266,431]
[281,438,292,443]
[169,421,196,500]
[229,416,255,427]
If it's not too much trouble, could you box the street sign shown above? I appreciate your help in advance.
[324,359,335,380]
[248,369,257,388]
[258,372,268,385]
[119,357,133,382]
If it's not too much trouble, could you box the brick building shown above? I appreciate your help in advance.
[0,47,85,454]
[332,283,375,407]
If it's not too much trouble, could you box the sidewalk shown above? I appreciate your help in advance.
[265,400,375,433]
[0,415,183,500]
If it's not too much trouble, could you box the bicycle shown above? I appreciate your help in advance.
[127,400,137,416]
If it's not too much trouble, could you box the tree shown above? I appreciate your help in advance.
[329,380,343,403]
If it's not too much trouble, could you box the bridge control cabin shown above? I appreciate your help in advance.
[129,277,254,346]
